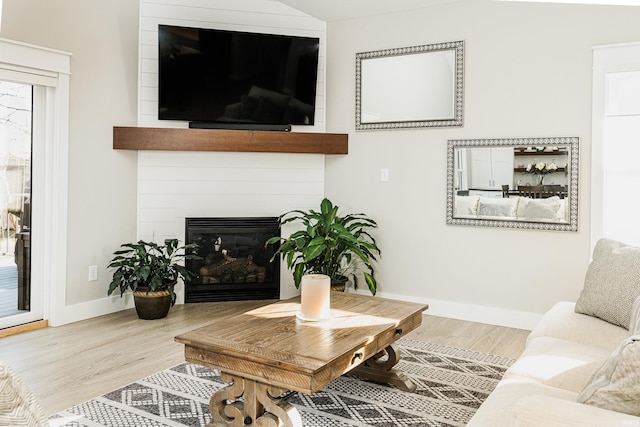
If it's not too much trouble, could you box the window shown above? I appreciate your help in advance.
[592,43,640,248]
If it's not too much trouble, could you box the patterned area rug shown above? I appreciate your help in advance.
[50,339,513,427]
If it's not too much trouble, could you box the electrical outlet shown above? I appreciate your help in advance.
[88,265,98,281]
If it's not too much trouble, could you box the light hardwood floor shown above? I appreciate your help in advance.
[0,300,530,416]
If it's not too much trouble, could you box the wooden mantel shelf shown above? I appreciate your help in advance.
[113,126,348,154]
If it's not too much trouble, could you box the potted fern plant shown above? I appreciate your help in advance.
[107,239,200,319]
[265,198,381,295]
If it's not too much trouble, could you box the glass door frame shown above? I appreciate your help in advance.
[0,39,70,328]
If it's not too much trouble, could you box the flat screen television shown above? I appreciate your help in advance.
[158,24,320,129]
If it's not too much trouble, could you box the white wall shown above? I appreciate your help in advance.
[0,0,327,324]
[325,1,640,329]
[0,0,328,325]
[5,0,639,328]
[1,0,140,323]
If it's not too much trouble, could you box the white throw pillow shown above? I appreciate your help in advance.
[575,238,640,329]
[577,334,640,416]
[477,196,518,217]
[454,195,480,217]
[517,196,561,220]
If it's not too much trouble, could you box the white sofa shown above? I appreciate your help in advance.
[455,195,568,222]
[469,238,640,426]
[468,302,639,426]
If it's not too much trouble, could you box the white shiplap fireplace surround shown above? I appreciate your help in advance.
[128,130,347,304]
[133,0,333,303]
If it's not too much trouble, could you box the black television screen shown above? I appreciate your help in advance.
[158,25,320,127]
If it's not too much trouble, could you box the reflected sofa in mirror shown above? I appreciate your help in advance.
[446,137,579,231]
[355,41,464,130]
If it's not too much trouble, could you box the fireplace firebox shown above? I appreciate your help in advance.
[184,217,280,302]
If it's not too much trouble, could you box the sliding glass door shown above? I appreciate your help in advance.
[0,80,34,327]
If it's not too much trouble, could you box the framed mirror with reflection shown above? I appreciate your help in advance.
[355,41,464,130]
[446,137,579,232]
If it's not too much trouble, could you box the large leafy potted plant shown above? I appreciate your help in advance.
[107,239,200,319]
[266,198,381,295]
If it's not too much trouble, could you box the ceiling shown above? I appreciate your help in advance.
[276,0,463,22]
[277,0,640,21]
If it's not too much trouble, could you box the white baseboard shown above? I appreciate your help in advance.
[51,284,293,327]
[353,289,542,331]
[421,297,542,331]
[50,288,542,331]
[49,295,134,327]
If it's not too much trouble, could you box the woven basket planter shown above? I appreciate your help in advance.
[331,276,348,292]
[133,288,172,320]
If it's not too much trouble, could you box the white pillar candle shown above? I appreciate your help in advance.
[299,274,331,321]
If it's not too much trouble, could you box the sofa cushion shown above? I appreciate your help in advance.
[467,379,577,426]
[283,97,314,125]
[577,334,640,416]
[251,96,286,123]
[575,238,640,329]
[517,196,561,221]
[509,394,640,427]
[528,302,628,351]
[477,196,518,217]
[239,95,259,119]
[505,336,611,393]
[630,295,640,335]
[247,86,291,107]
[454,195,480,217]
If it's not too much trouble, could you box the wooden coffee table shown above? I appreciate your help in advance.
[175,292,428,427]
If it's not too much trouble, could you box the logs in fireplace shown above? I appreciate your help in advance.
[184,217,280,302]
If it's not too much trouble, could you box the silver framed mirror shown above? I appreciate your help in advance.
[355,41,464,130]
[446,137,579,232]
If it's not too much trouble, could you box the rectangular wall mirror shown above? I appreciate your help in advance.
[356,41,464,130]
[446,137,579,232]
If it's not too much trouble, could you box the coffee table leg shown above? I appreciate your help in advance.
[210,372,302,427]
[350,344,417,392]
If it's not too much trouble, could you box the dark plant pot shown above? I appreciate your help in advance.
[331,275,348,292]
[133,288,171,320]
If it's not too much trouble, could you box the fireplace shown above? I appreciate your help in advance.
[184,217,280,302]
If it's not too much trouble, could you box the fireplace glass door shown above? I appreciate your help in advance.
[185,217,280,302]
